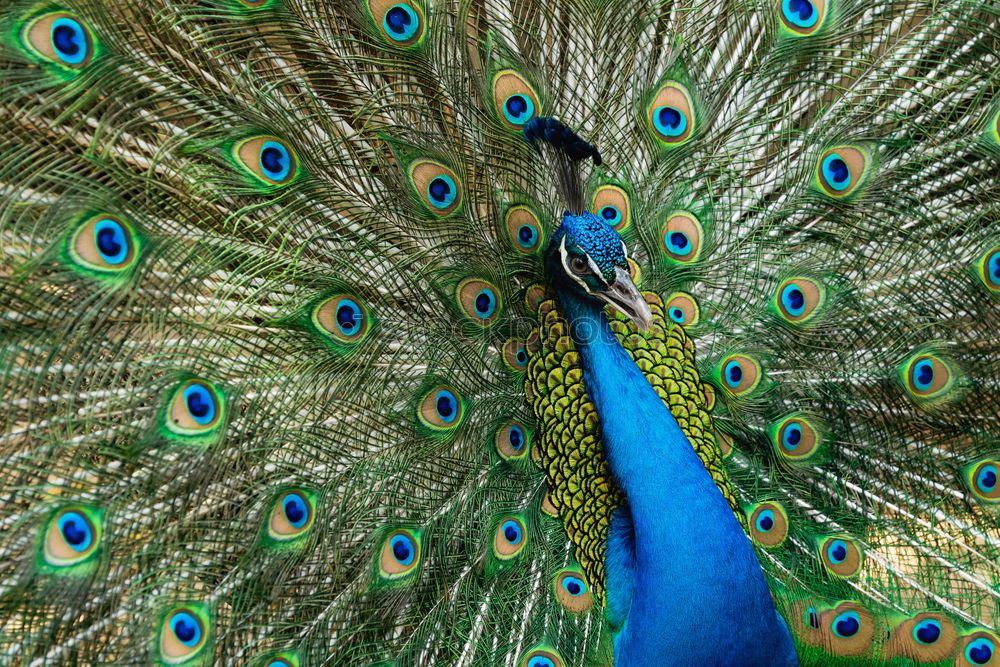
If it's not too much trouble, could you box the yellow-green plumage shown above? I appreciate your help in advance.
[526,291,744,603]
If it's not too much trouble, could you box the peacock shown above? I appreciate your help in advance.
[1,0,998,664]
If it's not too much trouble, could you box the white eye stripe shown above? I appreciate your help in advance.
[586,254,608,287]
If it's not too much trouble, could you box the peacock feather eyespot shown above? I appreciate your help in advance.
[21,11,96,70]
[378,528,421,580]
[506,205,543,253]
[592,185,631,232]
[502,338,530,372]
[774,277,825,324]
[957,631,998,667]
[778,0,828,36]
[818,535,863,578]
[659,211,704,264]
[67,215,141,276]
[816,602,875,656]
[496,421,530,460]
[747,501,788,548]
[233,136,299,187]
[368,0,426,47]
[977,247,1000,292]
[665,292,699,327]
[519,647,564,667]
[647,81,695,146]
[770,413,821,461]
[493,516,527,560]
[900,351,958,403]
[886,612,958,662]
[492,70,540,130]
[265,489,316,543]
[165,379,225,438]
[717,354,761,396]
[816,145,869,198]
[554,569,593,613]
[408,159,462,217]
[158,605,211,665]
[418,384,464,431]
[312,294,371,345]
[40,506,102,570]
[457,279,502,326]
[965,459,1000,503]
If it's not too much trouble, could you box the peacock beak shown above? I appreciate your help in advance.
[593,266,653,332]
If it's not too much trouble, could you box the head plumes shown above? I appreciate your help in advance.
[523,116,601,214]
[524,117,649,330]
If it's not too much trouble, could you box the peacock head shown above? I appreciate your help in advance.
[546,211,652,331]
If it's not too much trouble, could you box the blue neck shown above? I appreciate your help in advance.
[556,288,797,666]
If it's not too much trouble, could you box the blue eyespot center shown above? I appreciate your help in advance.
[782,424,802,450]
[756,509,775,532]
[669,307,685,323]
[390,534,415,565]
[528,658,555,667]
[833,611,860,638]
[913,620,942,645]
[473,289,497,318]
[502,94,535,125]
[282,493,308,528]
[428,175,456,208]
[827,539,848,563]
[913,359,934,390]
[653,105,687,137]
[561,575,585,596]
[501,520,522,545]
[781,284,805,316]
[807,607,819,629]
[335,299,363,336]
[977,465,998,492]
[724,360,743,387]
[782,0,818,27]
[170,612,202,647]
[967,638,994,665]
[517,224,538,247]
[600,206,621,224]
[515,349,527,365]
[384,4,419,41]
[509,426,524,450]
[57,511,93,552]
[183,383,216,425]
[822,154,851,190]
[93,219,128,264]
[259,141,291,181]
[666,231,691,254]
[51,18,88,65]
[435,389,457,423]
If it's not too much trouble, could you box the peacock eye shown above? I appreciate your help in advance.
[570,255,588,275]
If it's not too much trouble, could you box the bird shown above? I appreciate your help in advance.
[0,0,998,665]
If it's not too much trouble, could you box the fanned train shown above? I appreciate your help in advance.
[1,0,998,665]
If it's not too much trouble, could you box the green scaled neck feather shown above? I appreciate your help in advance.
[1,0,998,665]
